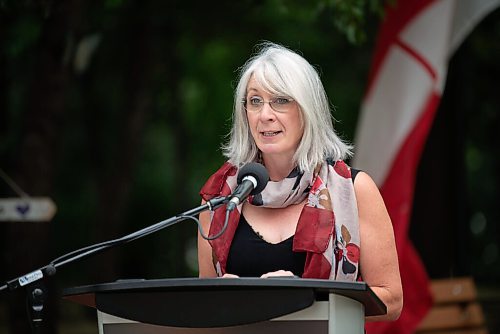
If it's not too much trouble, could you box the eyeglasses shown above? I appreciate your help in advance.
[242,96,295,113]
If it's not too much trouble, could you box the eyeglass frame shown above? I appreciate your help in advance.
[241,96,296,113]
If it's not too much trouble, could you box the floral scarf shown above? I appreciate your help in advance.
[199,159,360,281]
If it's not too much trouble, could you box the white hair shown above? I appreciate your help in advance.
[222,42,352,172]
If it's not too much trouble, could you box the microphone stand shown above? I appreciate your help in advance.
[0,196,228,333]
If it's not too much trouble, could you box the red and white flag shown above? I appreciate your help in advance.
[353,0,500,332]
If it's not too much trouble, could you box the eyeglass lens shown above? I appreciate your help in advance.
[245,97,293,112]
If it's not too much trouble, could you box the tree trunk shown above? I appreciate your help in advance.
[85,1,154,283]
[3,1,84,333]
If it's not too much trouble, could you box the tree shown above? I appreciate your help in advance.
[0,1,392,332]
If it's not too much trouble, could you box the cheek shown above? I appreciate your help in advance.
[246,112,256,124]
[246,116,257,131]
[289,117,304,140]
[294,129,304,146]
[246,116,260,138]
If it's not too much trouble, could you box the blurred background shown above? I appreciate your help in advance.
[0,0,499,333]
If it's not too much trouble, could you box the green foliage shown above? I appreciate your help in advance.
[316,0,392,44]
[0,0,383,283]
[0,5,499,332]
[3,15,41,58]
[461,12,500,279]
[4,0,497,288]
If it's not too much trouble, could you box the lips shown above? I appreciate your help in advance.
[261,131,282,137]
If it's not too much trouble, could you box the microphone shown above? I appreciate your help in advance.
[226,163,269,212]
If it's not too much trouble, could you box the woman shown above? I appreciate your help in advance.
[197,42,402,321]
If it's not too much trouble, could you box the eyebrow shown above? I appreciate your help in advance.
[246,87,260,94]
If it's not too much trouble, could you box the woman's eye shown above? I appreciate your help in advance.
[249,97,263,105]
[275,97,290,104]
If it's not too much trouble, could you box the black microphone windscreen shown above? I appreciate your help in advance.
[237,163,269,195]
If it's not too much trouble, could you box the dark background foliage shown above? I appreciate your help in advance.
[0,0,498,332]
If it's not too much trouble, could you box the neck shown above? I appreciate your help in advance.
[262,154,296,181]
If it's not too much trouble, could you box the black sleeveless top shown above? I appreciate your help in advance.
[225,168,361,277]
[226,215,306,277]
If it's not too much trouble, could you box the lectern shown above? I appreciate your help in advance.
[63,277,386,334]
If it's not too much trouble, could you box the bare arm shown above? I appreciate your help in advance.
[197,200,218,277]
[355,172,403,321]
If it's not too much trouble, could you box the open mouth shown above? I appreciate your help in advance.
[261,131,281,137]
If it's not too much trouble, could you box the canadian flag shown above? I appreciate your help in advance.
[353,0,500,332]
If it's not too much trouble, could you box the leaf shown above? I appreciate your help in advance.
[318,189,332,210]
[341,225,352,243]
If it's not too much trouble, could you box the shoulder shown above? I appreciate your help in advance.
[352,170,378,191]
[352,171,390,225]
[326,159,361,183]
[352,171,385,207]
[199,162,238,200]
[350,167,361,182]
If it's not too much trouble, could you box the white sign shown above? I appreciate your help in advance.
[18,270,44,286]
[0,197,57,222]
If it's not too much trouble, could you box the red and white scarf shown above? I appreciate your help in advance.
[199,160,360,281]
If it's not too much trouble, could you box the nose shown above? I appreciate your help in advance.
[259,102,276,121]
